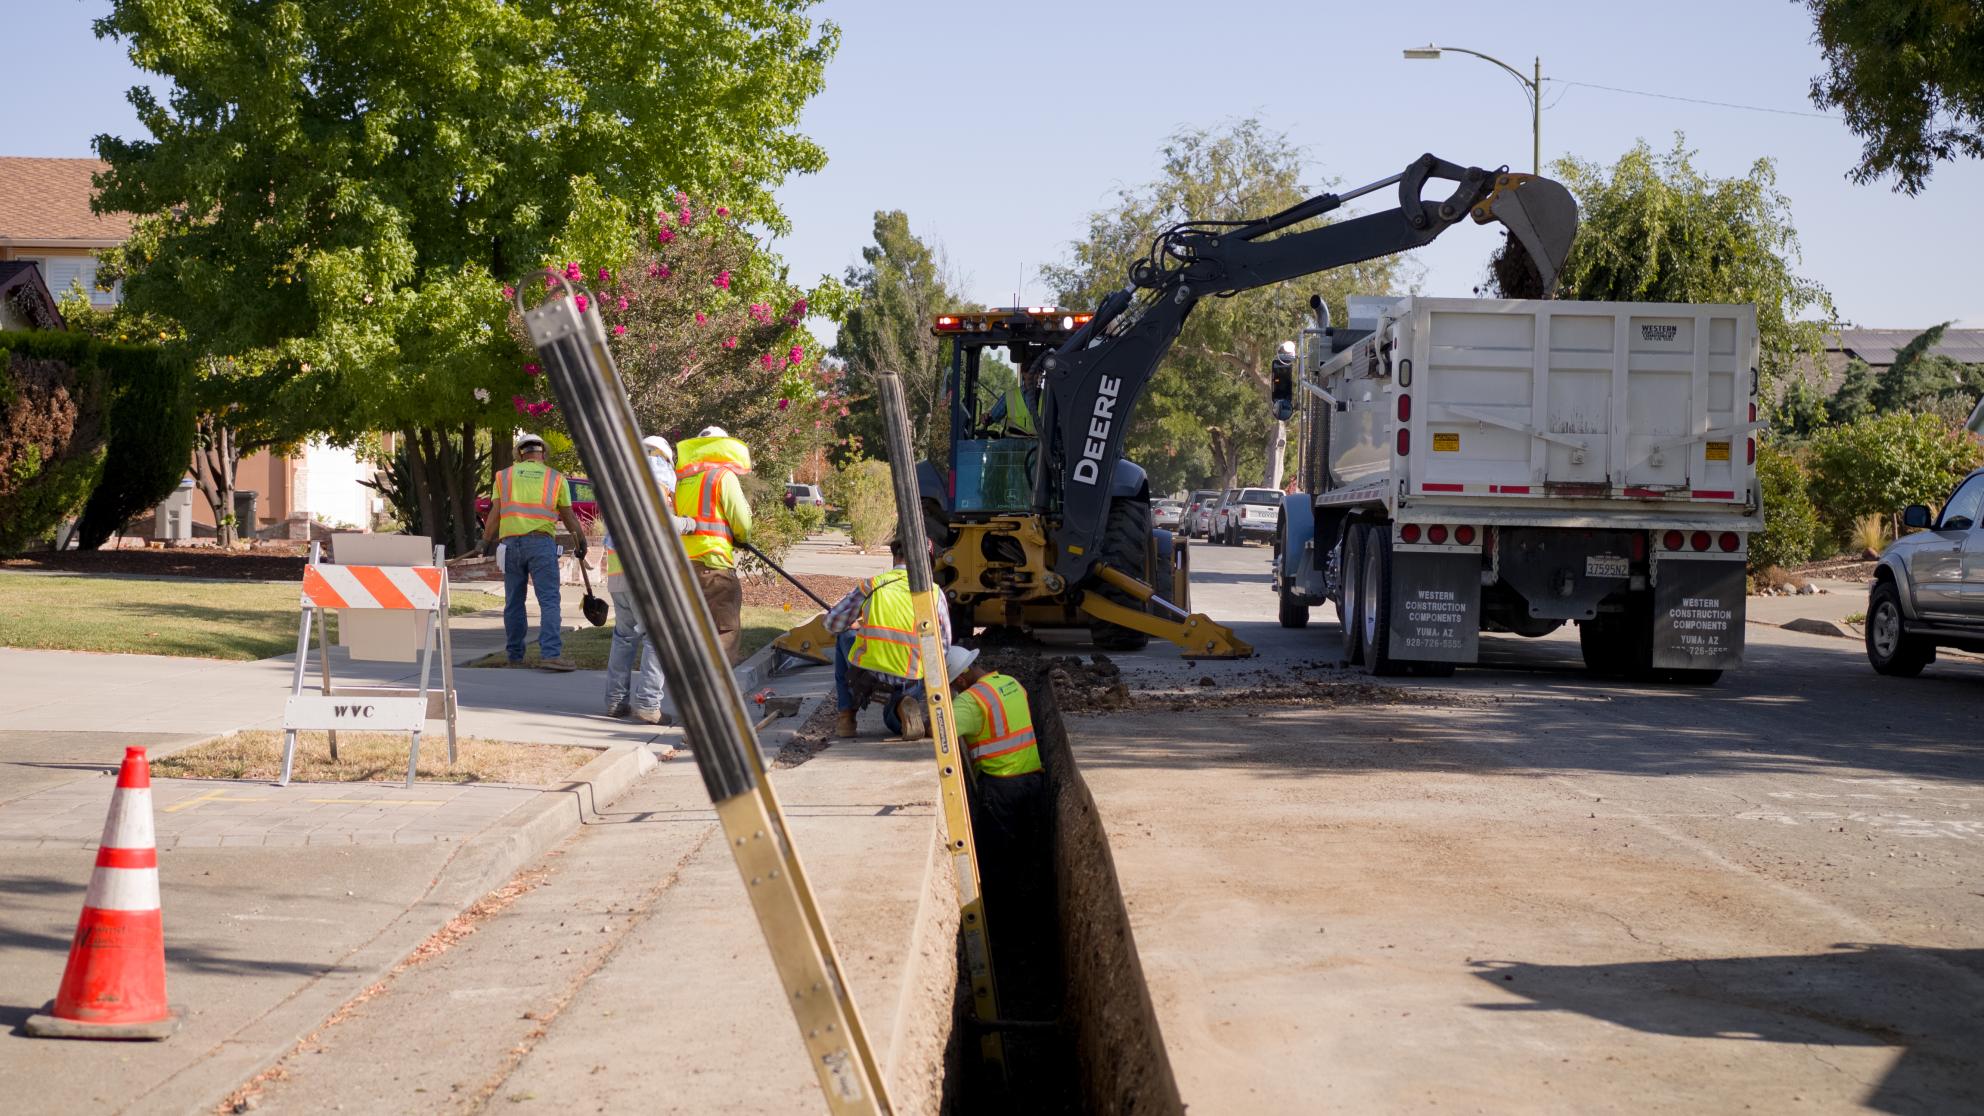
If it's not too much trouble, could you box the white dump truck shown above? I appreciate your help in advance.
[1270,296,1761,683]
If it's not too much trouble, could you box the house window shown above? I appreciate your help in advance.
[37,257,119,308]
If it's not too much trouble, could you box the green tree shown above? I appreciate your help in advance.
[91,0,838,553]
[1804,0,1984,194]
[1041,120,1406,493]
[1806,410,1982,541]
[74,343,196,549]
[832,211,977,464]
[1490,137,1834,400]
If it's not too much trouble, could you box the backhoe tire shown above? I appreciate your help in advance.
[1089,495,1153,653]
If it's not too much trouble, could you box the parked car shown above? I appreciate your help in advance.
[1213,487,1282,545]
[1152,498,1184,530]
[1204,488,1240,545]
[1183,489,1221,538]
[475,475,601,531]
[785,483,826,510]
[1866,467,1984,676]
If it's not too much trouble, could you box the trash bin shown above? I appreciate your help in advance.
[233,490,259,537]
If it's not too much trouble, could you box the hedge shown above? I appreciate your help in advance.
[0,331,109,554]
[74,343,197,549]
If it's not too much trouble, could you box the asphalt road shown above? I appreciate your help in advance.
[1067,537,1984,1114]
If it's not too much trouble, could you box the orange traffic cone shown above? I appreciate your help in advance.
[25,746,180,1040]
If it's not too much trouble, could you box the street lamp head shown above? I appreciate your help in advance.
[1403,46,1442,60]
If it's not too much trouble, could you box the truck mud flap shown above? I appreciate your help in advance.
[1651,558,1746,670]
[1388,550,1479,663]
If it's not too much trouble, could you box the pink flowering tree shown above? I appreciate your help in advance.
[511,197,853,490]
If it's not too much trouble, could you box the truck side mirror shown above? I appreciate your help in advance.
[1270,352,1295,422]
[1902,504,1933,530]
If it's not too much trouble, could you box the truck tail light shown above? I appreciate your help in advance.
[1400,523,1421,543]
[1427,524,1448,544]
[1396,429,1410,456]
[1718,532,1740,553]
[1397,393,1411,422]
[1690,531,1711,552]
[1455,525,1475,546]
[1662,530,1684,551]
[1749,402,1757,423]
[1747,437,1755,465]
[1632,532,1647,561]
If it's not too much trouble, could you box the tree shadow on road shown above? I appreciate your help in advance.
[1469,944,1984,1114]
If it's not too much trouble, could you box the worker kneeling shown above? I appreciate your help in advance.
[827,535,949,739]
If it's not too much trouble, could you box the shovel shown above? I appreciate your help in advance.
[578,549,610,626]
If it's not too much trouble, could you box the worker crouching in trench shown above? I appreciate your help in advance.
[826,535,950,739]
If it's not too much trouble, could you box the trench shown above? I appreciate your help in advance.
[945,666,1184,1116]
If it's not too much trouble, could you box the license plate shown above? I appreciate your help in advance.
[1586,555,1629,578]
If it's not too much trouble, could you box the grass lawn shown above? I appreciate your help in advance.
[469,604,800,669]
[153,730,594,785]
[0,572,501,661]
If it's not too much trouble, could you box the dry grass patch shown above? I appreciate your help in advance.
[154,730,595,785]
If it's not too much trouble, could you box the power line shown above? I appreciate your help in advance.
[1552,78,1834,119]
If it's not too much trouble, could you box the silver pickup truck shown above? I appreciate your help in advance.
[1866,467,1984,675]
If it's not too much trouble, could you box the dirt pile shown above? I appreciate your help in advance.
[981,650,1410,714]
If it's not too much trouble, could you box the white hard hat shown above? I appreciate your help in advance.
[944,645,980,682]
[515,432,547,452]
[698,425,728,439]
[641,435,674,461]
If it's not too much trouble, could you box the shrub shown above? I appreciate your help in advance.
[0,333,109,554]
[74,344,197,549]
[1806,410,1982,546]
[828,457,896,549]
[739,476,805,575]
[791,500,826,536]
[1750,440,1822,571]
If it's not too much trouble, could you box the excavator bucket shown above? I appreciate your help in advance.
[768,610,836,675]
[1471,173,1579,296]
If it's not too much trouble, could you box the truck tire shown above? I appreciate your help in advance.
[1579,609,1649,678]
[1359,527,1406,676]
[1089,495,1153,653]
[1276,522,1310,629]
[1865,579,1933,677]
[1338,524,1365,665]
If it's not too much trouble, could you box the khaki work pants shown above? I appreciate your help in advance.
[696,564,744,665]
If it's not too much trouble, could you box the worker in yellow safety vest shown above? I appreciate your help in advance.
[824,534,951,739]
[480,433,590,671]
[673,426,754,664]
[602,436,694,723]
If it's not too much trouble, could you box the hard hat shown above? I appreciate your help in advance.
[641,435,674,461]
[944,644,980,682]
[515,433,547,452]
[698,425,728,439]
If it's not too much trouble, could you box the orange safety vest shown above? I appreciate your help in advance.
[493,462,567,538]
[958,671,1041,777]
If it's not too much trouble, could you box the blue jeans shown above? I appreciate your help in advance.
[502,533,562,661]
[605,588,664,711]
[834,630,922,731]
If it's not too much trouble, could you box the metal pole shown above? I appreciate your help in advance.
[1533,55,1543,174]
[521,279,892,1115]
[278,540,321,787]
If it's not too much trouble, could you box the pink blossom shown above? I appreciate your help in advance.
[789,297,809,317]
[524,362,541,377]
[712,271,730,290]
[656,265,671,279]
[512,394,530,413]
[695,311,708,325]
[674,191,689,207]
[616,296,629,312]
[687,349,699,362]
[574,293,589,314]
[777,398,790,411]
[679,207,694,228]
[657,227,675,244]
[760,353,777,370]
[544,273,558,289]
[715,206,729,218]
[839,405,851,416]
[597,267,611,283]
[722,336,738,349]
[564,262,583,281]
[501,285,516,299]
[647,262,664,278]
[613,324,627,336]
[787,344,805,366]
[749,303,771,324]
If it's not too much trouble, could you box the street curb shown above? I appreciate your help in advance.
[733,638,780,695]
[156,744,655,1116]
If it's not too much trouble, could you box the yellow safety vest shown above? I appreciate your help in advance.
[958,672,1041,778]
[493,462,568,538]
[674,436,752,568]
[849,569,921,680]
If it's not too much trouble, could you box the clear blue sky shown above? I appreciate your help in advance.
[9,0,1979,334]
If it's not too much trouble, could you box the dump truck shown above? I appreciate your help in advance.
[1270,295,1762,683]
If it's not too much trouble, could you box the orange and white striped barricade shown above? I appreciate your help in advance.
[279,541,458,788]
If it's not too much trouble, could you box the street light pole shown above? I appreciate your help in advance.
[1404,44,1542,174]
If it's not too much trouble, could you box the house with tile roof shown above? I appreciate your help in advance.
[0,157,130,309]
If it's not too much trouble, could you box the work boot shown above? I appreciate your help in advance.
[895,697,929,740]
[833,711,858,739]
[634,708,670,725]
[538,656,578,673]
[605,702,630,719]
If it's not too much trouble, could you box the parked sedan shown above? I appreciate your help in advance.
[1152,498,1184,530]
[1183,489,1221,538]
[1866,467,1984,675]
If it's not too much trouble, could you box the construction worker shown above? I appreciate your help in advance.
[825,534,950,739]
[481,433,589,671]
[673,426,753,664]
[602,436,692,723]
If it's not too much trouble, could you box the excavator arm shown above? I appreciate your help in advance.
[1038,154,1578,587]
